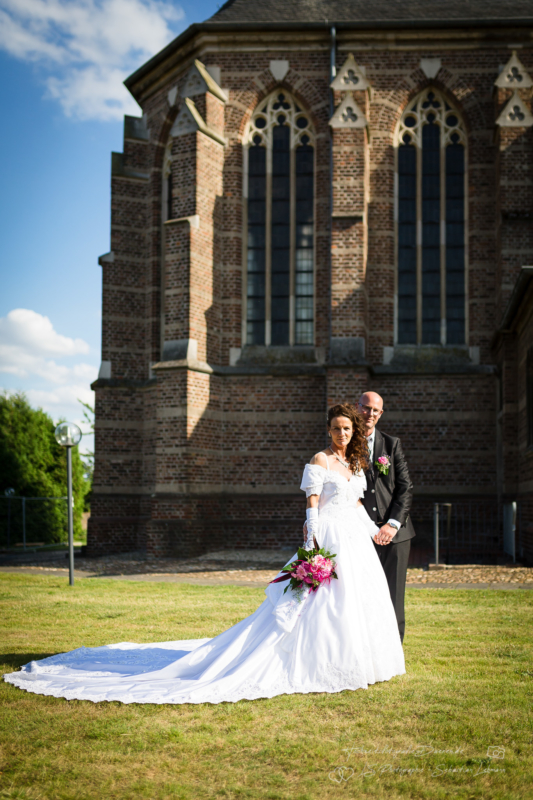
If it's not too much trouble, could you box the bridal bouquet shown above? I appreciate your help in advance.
[270,537,338,599]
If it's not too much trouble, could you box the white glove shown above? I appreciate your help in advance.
[305,507,319,550]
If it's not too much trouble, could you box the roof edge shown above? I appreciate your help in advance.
[124,17,533,96]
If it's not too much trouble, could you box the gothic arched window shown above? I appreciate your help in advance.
[244,91,315,346]
[395,89,467,345]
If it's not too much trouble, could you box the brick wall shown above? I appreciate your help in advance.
[88,28,533,561]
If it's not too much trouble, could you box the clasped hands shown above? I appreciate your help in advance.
[373,523,396,545]
[302,521,396,545]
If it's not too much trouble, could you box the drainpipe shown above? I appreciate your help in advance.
[328,24,336,374]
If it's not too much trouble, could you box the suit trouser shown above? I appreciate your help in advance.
[373,538,411,643]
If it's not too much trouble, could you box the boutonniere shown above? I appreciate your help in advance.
[375,455,391,475]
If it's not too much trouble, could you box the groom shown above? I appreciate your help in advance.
[356,392,415,643]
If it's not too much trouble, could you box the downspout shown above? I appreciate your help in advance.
[328,24,336,367]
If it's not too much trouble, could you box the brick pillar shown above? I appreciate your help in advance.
[163,96,225,364]
[327,89,370,406]
[149,93,226,556]
[88,115,153,555]
[495,86,533,317]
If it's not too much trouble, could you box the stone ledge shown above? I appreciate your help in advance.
[124,115,150,141]
[111,152,150,181]
[373,364,496,376]
[151,358,326,376]
[90,377,157,390]
[375,345,495,375]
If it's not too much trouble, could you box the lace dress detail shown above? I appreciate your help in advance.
[4,461,405,705]
[300,463,373,527]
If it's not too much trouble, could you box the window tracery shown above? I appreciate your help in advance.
[395,88,467,345]
[244,91,315,346]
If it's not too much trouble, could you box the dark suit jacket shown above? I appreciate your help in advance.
[361,428,416,544]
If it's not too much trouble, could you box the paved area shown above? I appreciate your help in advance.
[0,549,532,589]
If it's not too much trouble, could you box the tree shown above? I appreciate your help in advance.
[0,393,89,545]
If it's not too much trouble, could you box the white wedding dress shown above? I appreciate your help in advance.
[4,460,405,704]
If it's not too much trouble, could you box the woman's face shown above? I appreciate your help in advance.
[328,416,353,449]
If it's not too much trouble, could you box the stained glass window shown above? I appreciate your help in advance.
[247,138,266,344]
[397,135,417,344]
[295,136,314,345]
[396,89,466,345]
[245,91,315,347]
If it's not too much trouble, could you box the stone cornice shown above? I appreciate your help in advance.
[124,23,533,105]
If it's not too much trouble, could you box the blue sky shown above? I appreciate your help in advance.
[0,0,219,455]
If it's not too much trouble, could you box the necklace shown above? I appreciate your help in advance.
[329,446,350,469]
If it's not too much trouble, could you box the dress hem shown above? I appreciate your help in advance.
[3,669,406,706]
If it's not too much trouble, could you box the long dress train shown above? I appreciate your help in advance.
[4,461,405,704]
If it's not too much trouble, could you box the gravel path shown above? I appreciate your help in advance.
[1,549,532,588]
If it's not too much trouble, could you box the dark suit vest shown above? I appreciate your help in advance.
[361,429,416,544]
[361,467,380,523]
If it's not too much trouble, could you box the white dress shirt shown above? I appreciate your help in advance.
[366,430,401,532]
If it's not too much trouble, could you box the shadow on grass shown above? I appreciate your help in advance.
[1,653,57,670]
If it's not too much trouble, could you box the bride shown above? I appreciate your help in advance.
[4,403,405,704]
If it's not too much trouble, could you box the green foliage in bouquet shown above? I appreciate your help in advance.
[270,537,338,598]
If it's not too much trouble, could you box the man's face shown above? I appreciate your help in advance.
[357,392,384,435]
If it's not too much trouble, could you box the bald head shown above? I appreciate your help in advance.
[357,392,384,435]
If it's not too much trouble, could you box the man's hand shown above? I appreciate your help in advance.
[374,523,396,545]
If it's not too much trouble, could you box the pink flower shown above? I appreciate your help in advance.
[378,455,390,465]
[308,561,333,584]
[293,563,309,582]
[309,555,333,579]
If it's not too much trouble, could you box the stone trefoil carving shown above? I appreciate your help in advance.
[330,54,370,92]
[329,54,370,129]
[496,91,533,127]
[329,94,367,129]
[494,51,533,88]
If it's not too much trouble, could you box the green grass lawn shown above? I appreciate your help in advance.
[0,573,531,800]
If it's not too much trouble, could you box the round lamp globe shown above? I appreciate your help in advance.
[54,422,82,448]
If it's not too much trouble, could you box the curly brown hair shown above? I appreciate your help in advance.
[327,403,369,474]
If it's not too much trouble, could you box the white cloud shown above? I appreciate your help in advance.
[26,384,95,416]
[0,308,89,357]
[0,309,98,454]
[0,0,184,120]
[0,308,94,385]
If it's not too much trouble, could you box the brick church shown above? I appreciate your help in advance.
[89,0,533,564]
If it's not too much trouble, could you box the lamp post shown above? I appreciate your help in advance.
[4,488,15,549]
[54,423,82,586]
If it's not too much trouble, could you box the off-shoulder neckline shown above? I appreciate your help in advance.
[305,463,353,484]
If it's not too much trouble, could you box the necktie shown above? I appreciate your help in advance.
[367,437,374,476]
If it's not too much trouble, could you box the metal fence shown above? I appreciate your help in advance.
[433,500,519,565]
[0,496,68,550]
